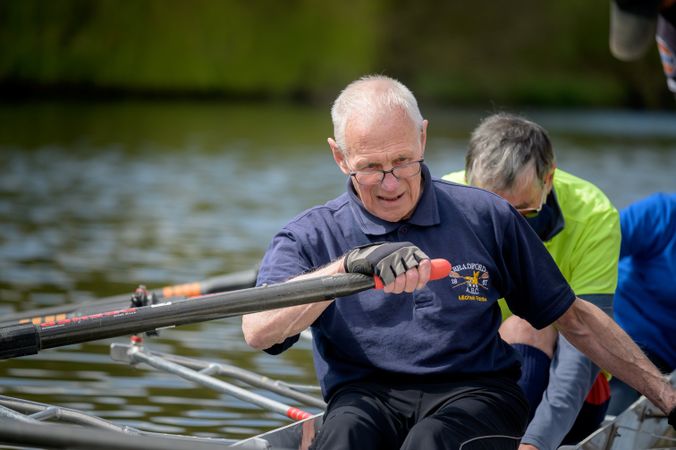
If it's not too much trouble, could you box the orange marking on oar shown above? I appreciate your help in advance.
[373,258,452,289]
[286,406,312,421]
[39,307,138,328]
[162,282,202,298]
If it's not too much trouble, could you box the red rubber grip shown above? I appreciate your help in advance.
[373,258,451,289]
[287,406,312,421]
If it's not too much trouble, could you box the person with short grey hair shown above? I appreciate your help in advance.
[330,75,424,153]
[445,112,619,449]
[465,113,555,194]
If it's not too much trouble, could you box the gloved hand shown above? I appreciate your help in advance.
[669,406,675,430]
[343,242,429,285]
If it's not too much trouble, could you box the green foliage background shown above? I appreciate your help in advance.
[0,0,672,108]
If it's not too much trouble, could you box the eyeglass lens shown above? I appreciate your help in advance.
[352,160,423,185]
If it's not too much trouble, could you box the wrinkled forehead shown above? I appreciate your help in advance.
[343,108,419,151]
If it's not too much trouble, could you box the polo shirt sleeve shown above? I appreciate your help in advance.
[256,228,313,355]
[499,210,576,329]
[257,228,313,285]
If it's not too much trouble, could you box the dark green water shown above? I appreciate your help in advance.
[0,101,675,441]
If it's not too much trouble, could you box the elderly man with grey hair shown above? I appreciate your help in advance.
[444,112,620,449]
[243,76,676,450]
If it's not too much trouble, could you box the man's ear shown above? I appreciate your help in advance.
[545,164,557,192]
[329,137,350,175]
[420,119,429,156]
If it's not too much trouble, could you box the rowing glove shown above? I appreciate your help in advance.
[343,242,429,285]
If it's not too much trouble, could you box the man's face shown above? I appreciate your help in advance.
[330,109,427,223]
[491,163,553,217]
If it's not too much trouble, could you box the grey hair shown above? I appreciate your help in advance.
[465,112,555,192]
[330,75,424,153]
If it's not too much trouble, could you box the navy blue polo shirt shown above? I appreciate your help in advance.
[256,164,575,400]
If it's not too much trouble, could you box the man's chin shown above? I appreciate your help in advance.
[374,207,412,223]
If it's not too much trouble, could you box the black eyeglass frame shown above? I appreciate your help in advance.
[516,188,548,218]
[348,159,425,186]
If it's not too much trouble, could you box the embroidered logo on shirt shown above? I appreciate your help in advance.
[449,262,489,302]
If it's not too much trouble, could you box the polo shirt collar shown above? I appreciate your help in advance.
[544,187,565,241]
[346,163,440,237]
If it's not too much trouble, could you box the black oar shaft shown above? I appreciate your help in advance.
[0,273,374,360]
[0,268,258,327]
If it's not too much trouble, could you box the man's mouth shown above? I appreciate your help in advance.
[378,192,405,203]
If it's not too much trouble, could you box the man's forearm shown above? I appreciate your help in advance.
[556,298,676,414]
[241,259,342,349]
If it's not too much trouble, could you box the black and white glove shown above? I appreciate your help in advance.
[343,242,429,285]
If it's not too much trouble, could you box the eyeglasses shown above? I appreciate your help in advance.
[349,159,424,186]
[516,188,548,218]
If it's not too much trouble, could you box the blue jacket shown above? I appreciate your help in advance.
[615,192,676,369]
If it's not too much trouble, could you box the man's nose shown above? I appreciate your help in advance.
[380,171,400,190]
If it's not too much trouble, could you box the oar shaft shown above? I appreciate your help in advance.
[0,268,258,327]
[0,259,452,360]
[0,272,375,360]
[134,348,326,409]
[126,346,313,420]
[0,419,258,450]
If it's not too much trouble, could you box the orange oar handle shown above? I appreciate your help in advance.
[373,258,451,289]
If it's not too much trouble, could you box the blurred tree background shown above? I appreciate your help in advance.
[0,0,672,109]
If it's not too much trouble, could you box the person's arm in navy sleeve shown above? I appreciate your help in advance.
[242,258,342,350]
[242,234,433,351]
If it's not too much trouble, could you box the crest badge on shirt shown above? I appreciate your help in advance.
[449,262,489,302]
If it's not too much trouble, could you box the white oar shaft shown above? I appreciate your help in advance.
[122,345,313,421]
